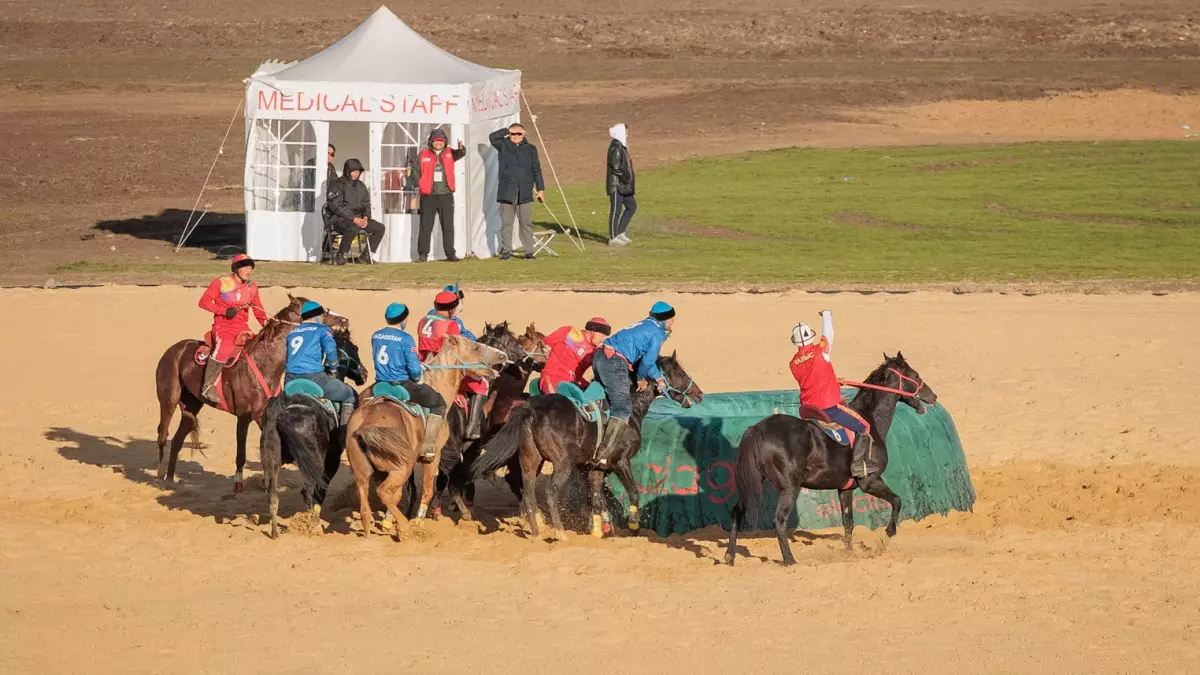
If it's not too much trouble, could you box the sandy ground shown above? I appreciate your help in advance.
[2,286,1199,673]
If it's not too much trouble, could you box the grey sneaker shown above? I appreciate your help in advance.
[617,233,632,243]
[608,238,628,247]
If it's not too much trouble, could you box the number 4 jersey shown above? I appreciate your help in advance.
[417,312,461,361]
[371,326,422,382]
[285,321,338,375]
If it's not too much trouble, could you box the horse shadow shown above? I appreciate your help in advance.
[47,427,295,534]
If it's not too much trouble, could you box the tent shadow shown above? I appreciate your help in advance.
[94,208,245,254]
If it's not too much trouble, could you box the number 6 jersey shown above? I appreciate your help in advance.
[371,326,421,383]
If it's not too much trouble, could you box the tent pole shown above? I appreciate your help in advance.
[176,97,243,253]
[520,91,585,251]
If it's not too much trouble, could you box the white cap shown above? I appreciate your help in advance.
[791,322,817,346]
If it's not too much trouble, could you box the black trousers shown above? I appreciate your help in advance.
[334,217,385,254]
[390,381,448,416]
[418,193,455,258]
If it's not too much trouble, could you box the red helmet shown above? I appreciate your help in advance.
[433,290,460,311]
[584,317,611,335]
[230,254,255,272]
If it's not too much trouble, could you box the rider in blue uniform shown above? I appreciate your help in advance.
[285,300,358,427]
[590,300,676,462]
[371,302,448,459]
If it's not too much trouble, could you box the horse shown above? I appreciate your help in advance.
[345,335,508,538]
[259,318,367,539]
[724,352,938,566]
[440,321,547,519]
[469,352,703,541]
[154,294,305,492]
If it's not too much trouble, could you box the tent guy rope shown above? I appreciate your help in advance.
[521,91,585,251]
[175,97,244,253]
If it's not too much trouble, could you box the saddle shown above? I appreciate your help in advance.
[529,377,609,443]
[193,330,255,367]
[798,405,855,447]
[282,379,338,420]
[366,382,429,420]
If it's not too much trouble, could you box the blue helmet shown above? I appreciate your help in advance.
[649,301,675,321]
[385,302,409,325]
[443,284,465,299]
[300,301,324,320]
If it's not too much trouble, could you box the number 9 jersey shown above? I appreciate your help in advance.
[285,321,338,375]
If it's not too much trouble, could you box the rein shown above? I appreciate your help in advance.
[839,367,926,398]
[659,376,698,407]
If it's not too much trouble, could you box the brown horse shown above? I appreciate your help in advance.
[153,294,307,492]
[346,335,508,538]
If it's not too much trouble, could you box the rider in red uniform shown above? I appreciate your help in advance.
[538,317,610,395]
[789,309,873,478]
[198,254,269,404]
[417,290,491,439]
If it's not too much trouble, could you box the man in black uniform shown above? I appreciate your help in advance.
[323,158,385,265]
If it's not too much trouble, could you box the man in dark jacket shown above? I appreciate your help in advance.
[605,123,636,246]
[326,144,338,185]
[489,123,545,261]
[410,128,466,262]
[323,158,385,265]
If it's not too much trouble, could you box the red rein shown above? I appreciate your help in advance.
[839,367,925,398]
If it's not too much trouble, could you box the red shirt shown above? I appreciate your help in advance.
[198,275,268,332]
[789,337,842,409]
[417,312,461,361]
[539,326,597,394]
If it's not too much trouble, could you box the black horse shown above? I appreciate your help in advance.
[725,352,937,566]
[470,352,703,541]
[260,320,367,539]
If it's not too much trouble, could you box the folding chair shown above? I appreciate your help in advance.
[531,230,559,257]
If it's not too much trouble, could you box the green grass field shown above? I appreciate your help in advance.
[56,141,1200,289]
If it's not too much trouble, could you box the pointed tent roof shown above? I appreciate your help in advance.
[272,6,512,85]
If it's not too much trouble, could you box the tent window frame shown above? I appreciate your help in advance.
[380,122,447,215]
[249,119,318,213]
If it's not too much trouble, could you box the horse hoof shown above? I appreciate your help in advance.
[724,553,736,566]
[780,558,797,567]
[233,482,244,494]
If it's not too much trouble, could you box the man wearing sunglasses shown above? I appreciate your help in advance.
[489,123,545,261]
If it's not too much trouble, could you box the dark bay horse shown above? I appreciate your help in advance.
[260,321,366,539]
[154,294,305,492]
[470,352,703,541]
[724,352,938,566]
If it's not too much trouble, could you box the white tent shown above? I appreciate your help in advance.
[243,6,521,262]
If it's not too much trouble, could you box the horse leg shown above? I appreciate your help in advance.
[859,474,903,537]
[612,458,641,534]
[838,488,856,552]
[162,399,201,483]
[345,431,375,537]
[774,485,798,566]
[377,470,413,541]
[546,462,573,541]
[233,414,251,493]
[518,447,541,539]
[416,448,439,520]
[587,469,607,538]
[725,501,744,566]
[157,396,178,466]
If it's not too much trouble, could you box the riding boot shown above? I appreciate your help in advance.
[592,418,630,467]
[464,394,486,440]
[850,433,874,479]
[201,358,223,404]
[338,403,355,428]
[419,414,446,462]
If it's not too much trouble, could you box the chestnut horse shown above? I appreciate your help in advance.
[153,294,306,491]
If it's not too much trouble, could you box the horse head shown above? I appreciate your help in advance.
[478,320,529,365]
[519,323,548,369]
[874,351,937,414]
[655,350,704,408]
[326,312,367,386]
[438,334,509,378]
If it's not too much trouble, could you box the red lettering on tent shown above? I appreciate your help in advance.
[279,94,295,111]
[296,93,315,112]
[410,96,429,114]
[341,95,359,113]
[380,96,396,113]
[257,90,280,111]
[321,94,340,113]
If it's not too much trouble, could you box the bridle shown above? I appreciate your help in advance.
[659,376,699,407]
[839,367,927,399]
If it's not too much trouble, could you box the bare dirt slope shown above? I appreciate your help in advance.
[1,0,1198,283]
[2,287,1198,673]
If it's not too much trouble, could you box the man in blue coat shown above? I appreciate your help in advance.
[489,123,545,261]
[284,300,358,427]
[371,302,449,459]
[590,301,676,461]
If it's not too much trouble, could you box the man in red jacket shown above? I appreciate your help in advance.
[198,254,269,404]
[539,318,611,395]
[411,128,466,263]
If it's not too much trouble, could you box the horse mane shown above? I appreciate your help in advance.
[247,296,304,349]
[851,353,904,412]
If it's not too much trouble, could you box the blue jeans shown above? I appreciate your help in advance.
[609,193,636,239]
[823,403,870,435]
[286,372,357,406]
[592,350,633,421]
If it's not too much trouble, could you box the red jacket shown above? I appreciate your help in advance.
[788,337,842,409]
[199,275,268,333]
[539,326,597,394]
[417,312,461,361]
[417,147,456,195]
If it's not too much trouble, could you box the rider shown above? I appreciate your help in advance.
[418,290,488,440]
[538,317,611,395]
[197,253,269,404]
[372,303,449,460]
[789,309,873,478]
[590,302,675,463]
[284,301,358,428]
[438,285,477,340]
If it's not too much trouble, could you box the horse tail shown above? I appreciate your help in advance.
[734,422,768,526]
[353,426,411,465]
[470,405,533,479]
[278,405,331,496]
